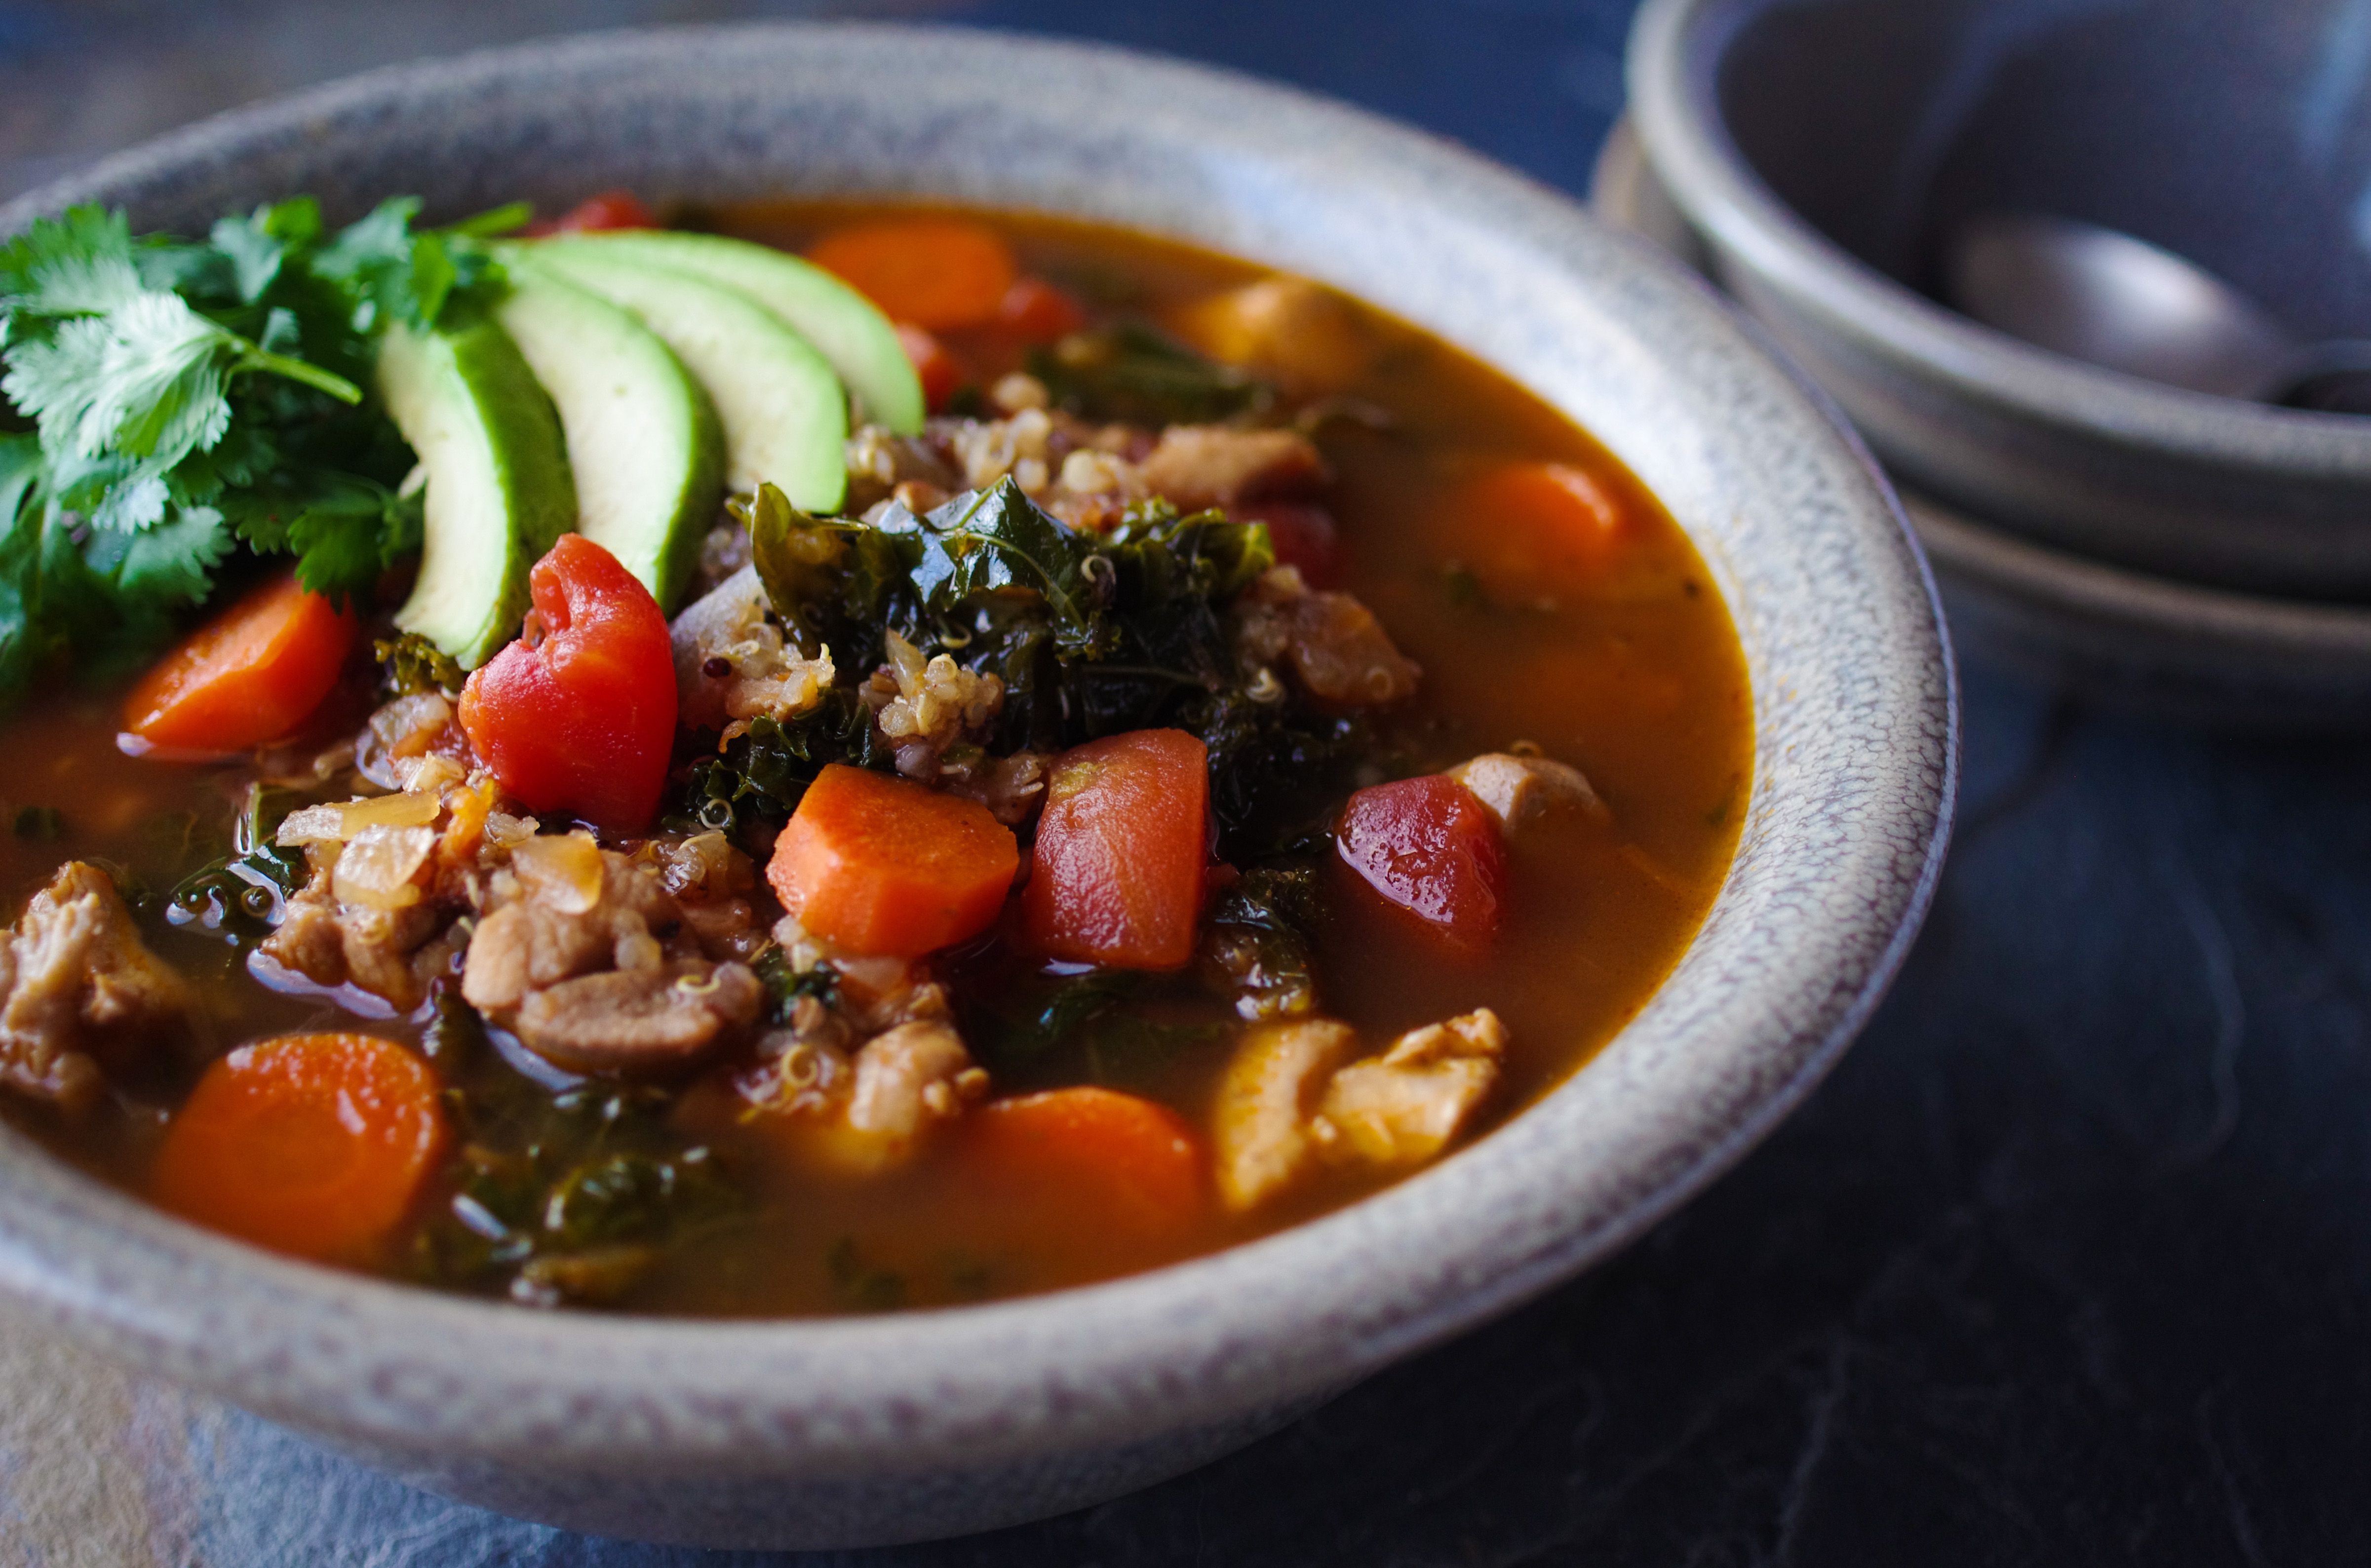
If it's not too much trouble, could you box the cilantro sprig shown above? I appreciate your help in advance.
[0,195,513,701]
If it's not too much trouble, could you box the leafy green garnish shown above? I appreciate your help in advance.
[1027,321,1272,426]
[374,630,465,698]
[0,195,502,706]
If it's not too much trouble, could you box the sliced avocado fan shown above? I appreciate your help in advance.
[512,240,849,514]
[377,307,576,669]
[548,229,925,435]
[496,261,726,611]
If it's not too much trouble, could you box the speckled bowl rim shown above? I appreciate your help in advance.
[1629,0,2371,479]
[0,23,1955,1483]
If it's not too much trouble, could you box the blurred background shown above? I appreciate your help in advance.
[0,0,1641,204]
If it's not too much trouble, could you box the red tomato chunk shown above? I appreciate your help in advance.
[527,190,658,235]
[1336,775,1508,948]
[1020,728,1211,970]
[459,535,677,835]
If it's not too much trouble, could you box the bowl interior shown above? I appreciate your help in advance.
[0,24,1953,1484]
[1716,0,2371,341]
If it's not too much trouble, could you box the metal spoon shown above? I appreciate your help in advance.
[1943,212,2371,412]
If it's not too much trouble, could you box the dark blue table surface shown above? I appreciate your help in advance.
[3,2,2365,1562]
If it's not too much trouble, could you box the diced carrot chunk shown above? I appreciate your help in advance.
[1336,774,1507,949]
[962,1087,1206,1241]
[1019,729,1210,970]
[1451,461,1632,596]
[122,570,356,754]
[151,1033,447,1264]
[809,217,1018,331]
[768,764,1019,958]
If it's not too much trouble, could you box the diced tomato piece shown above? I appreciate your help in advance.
[1234,500,1340,587]
[996,276,1087,342]
[525,191,659,235]
[458,535,677,834]
[1336,775,1507,949]
[768,764,1019,958]
[1020,729,1210,970]
[809,216,1018,331]
[122,570,357,754]
[896,322,967,412]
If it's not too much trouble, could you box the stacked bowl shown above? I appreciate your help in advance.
[1612,0,2371,725]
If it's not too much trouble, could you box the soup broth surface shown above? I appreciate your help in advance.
[0,202,1749,1315]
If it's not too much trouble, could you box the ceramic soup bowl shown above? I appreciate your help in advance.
[0,23,1955,1550]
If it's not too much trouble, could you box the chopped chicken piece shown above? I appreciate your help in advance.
[259,861,447,1013]
[1235,565,1420,706]
[669,566,837,735]
[1168,277,1380,394]
[1445,753,1608,832]
[0,862,192,1109]
[1136,426,1327,511]
[1315,1009,1507,1166]
[513,960,762,1075]
[742,1016,988,1177]
[461,847,677,1015]
[1211,1017,1358,1211]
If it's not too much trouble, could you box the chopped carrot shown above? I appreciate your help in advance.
[896,322,967,411]
[122,570,357,754]
[768,764,1019,958]
[1450,461,1632,597]
[809,216,1018,331]
[151,1033,447,1264]
[1018,728,1209,970]
[962,1087,1206,1241]
[996,275,1087,341]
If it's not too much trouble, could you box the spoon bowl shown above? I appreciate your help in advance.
[1945,213,2371,412]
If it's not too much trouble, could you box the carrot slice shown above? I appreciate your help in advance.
[809,217,1018,331]
[963,1087,1206,1241]
[1018,728,1210,970]
[1451,461,1632,596]
[768,764,1019,958]
[151,1033,447,1264]
[122,570,357,753]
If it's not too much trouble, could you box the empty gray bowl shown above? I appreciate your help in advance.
[1630,0,2371,602]
[0,23,1955,1550]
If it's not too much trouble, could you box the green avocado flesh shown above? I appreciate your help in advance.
[496,262,726,611]
[546,229,925,435]
[514,242,850,514]
[376,308,576,669]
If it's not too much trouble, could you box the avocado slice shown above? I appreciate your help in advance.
[497,262,725,610]
[544,230,925,435]
[511,242,849,514]
[376,308,576,669]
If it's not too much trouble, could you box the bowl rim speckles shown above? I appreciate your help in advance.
[1627,0,2371,602]
[0,23,1956,1549]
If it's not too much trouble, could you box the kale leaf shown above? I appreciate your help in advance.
[1027,321,1272,426]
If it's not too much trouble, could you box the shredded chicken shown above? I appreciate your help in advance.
[513,961,763,1076]
[1445,753,1608,832]
[462,836,761,1074]
[1212,1018,1358,1211]
[1136,425,1327,511]
[669,565,837,735]
[740,1014,989,1176]
[1234,566,1420,706]
[1212,1008,1509,1209]
[1314,1009,1507,1166]
[0,862,191,1110]
[259,862,451,1012]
